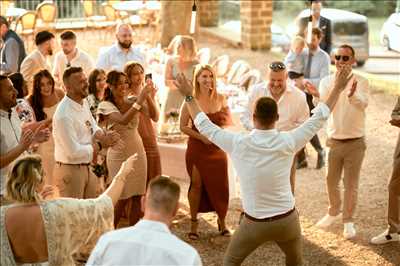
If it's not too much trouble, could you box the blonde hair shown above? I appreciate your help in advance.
[174,35,197,61]
[124,61,144,86]
[6,155,44,203]
[291,35,306,49]
[193,64,218,101]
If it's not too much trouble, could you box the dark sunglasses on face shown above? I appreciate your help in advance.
[269,62,286,71]
[335,55,351,62]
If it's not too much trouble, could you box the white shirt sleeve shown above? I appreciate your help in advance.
[55,115,94,162]
[86,235,107,266]
[288,102,331,152]
[194,112,237,154]
[96,51,110,72]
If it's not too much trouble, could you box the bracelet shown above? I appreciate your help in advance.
[185,95,194,102]
[132,102,142,111]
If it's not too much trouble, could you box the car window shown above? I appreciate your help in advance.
[333,22,367,35]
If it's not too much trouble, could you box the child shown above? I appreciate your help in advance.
[284,35,306,79]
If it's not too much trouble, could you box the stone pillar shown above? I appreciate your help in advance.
[160,1,193,47]
[199,0,219,27]
[240,0,273,50]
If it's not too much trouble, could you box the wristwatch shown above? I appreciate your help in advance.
[185,95,194,102]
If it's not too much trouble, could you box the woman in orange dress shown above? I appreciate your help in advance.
[180,64,233,240]
[124,61,161,183]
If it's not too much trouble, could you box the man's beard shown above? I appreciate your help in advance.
[118,41,132,49]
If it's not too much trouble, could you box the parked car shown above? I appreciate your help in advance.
[380,12,400,52]
[287,8,369,66]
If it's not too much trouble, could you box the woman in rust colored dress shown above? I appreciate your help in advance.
[180,64,233,240]
[124,61,161,183]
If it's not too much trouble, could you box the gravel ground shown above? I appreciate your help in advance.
[78,31,399,265]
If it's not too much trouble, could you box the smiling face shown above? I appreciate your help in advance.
[39,76,54,97]
[335,47,356,71]
[111,75,128,99]
[128,65,144,88]
[268,69,287,97]
[67,71,89,99]
[197,69,214,92]
[0,78,18,110]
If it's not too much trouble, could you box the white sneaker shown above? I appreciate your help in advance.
[316,213,342,228]
[370,229,400,245]
[343,222,356,239]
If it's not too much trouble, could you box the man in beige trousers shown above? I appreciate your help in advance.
[370,96,400,244]
[52,67,119,199]
[314,44,369,239]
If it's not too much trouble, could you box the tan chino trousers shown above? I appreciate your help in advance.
[326,137,366,222]
[388,133,400,233]
[53,163,97,199]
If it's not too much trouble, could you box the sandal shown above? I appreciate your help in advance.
[217,219,231,237]
[188,219,199,240]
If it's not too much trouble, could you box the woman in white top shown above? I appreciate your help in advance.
[161,36,199,124]
[27,70,64,185]
[0,154,137,266]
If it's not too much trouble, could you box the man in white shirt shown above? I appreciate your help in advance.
[174,65,353,266]
[314,44,369,239]
[52,30,94,89]
[20,31,55,92]
[96,23,146,72]
[87,176,202,266]
[0,75,49,205]
[240,61,309,193]
[53,67,119,199]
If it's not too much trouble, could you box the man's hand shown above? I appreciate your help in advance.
[40,185,60,200]
[34,128,51,143]
[20,128,35,149]
[304,81,319,97]
[333,65,353,92]
[347,80,358,98]
[390,119,400,128]
[174,73,194,96]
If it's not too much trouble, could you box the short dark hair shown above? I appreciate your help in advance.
[0,16,9,28]
[312,27,323,39]
[253,97,278,126]
[35,30,55,46]
[338,44,355,57]
[60,30,76,40]
[63,66,83,84]
[8,73,25,98]
[147,176,180,215]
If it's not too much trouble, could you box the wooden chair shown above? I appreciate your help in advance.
[102,4,120,39]
[197,48,211,65]
[35,0,57,31]
[211,54,230,82]
[15,11,37,51]
[226,60,251,85]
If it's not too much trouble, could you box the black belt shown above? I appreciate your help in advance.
[56,162,90,166]
[243,208,296,222]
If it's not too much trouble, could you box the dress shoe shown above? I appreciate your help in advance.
[316,149,326,169]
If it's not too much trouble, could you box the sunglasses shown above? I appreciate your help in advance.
[269,62,286,71]
[334,55,351,62]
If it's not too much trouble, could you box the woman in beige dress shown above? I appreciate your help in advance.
[1,154,136,266]
[97,70,151,227]
[27,69,64,185]
[161,35,199,123]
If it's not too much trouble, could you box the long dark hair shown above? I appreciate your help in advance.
[8,72,26,98]
[29,69,55,121]
[88,68,106,100]
[104,70,126,106]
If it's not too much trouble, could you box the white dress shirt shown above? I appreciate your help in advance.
[20,49,52,90]
[87,219,202,266]
[96,43,146,72]
[240,81,310,131]
[195,103,331,218]
[52,48,94,88]
[0,109,24,195]
[53,96,101,164]
[319,73,368,139]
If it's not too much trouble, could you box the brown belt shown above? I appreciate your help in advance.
[243,208,296,222]
[56,162,90,166]
[331,137,363,142]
